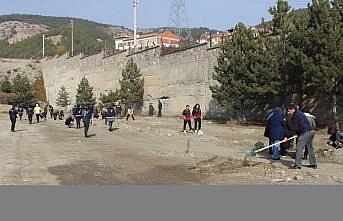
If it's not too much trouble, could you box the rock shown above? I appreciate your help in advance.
[281,171,286,175]
[78,140,82,143]
[270,179,285,183]
[286,177,293,182]
[294,176,303,181]
[167,134,172,137]
[233,141,239,144]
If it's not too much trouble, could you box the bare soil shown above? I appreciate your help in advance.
[1,114,342,185]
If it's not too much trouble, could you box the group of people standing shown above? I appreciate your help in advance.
[182,104,203,135]
[8,103,51,132]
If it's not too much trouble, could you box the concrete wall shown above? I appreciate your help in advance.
[42,45,226,117]
[42,45,342,124]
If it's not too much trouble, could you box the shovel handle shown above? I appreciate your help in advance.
[254,136,298,154]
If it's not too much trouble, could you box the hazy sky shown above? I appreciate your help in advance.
[0,0,310,30]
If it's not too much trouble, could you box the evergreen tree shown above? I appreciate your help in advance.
[299,0,342,123]
[75,77,96,105]
[99,89,121,105]
[210,23,277,122]
[56,86,71,108]
[0,76,12,93]
[268,0,293,104]
[8,74,36,105]
[119,58,144,107]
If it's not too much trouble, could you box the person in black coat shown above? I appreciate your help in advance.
[75,106,83,129]
[157,100,162,118]
[9,105,18,132]
[27,105,34,124]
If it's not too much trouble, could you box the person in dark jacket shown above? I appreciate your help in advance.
[83,106,93,138]
[303,109,317,160]
[9,105,18,132]
[286,104,317,169]
[326,123,343,149]
[182,105,192,133]
[18,106,24,120]
[75,106,83,129]
[65,115,74,128]
[264,107,288,160]
[27,105,34,124]
[192,104,202,135]
[49,105,54,119]
[157,100,162,118]
[148,103,155,117]
[106,105,116,132]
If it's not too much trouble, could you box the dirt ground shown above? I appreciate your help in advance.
[1,113,343,185]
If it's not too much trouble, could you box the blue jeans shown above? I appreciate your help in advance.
[272,140,280,160]
[108,121,113,131]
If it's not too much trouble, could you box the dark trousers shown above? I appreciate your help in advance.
[126,115,135,121]
[76,117,81,128]
[295,130,317,167]
[183,120,192,131]
[84,122,90,137]
[108,121,113,131]
[36,114,40,123]
[10,118,16,131]
[28,114,33,124]
[19,113,23,120]
[158,110,162,117]
[194,118,201,131]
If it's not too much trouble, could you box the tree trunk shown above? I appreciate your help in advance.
[240,99,247,124]
[332,78,339,129]
[333,92,339,128]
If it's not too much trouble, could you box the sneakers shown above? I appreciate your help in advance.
[183,130,187,134]
[281,156,287,159]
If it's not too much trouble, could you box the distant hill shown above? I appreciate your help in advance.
[0,14,220,59]
[0,14,132,59]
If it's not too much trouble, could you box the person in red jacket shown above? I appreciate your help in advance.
[192,104,203,135]
[182,105,192,133]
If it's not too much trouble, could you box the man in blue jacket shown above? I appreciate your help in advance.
[286,104,317,169]
[106,105,116,132]
[265,107,288,160]
[83,106,93,138]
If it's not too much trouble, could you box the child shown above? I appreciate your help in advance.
[326,123,343,149]
[182,105,192,133]
[192,104,203,135]
[126,107,135,121]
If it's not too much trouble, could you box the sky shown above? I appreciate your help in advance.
[0,0,311,30]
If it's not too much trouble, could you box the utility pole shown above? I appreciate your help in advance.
[71,20,74,56]
[133,0,138,51]
[42,34,45,58]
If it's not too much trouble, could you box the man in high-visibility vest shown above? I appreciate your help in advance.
[34,104,42,123]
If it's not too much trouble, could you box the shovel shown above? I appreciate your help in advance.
[245,136,298,157]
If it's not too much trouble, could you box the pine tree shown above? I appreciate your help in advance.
[56,86,71,108]
[75,77,96,105]
[0,76,12,93]
[210,23,277,122]
[268,0,293,104]
[99,89,121,105]
[119,58,144,107]
[8,74,36,105]
[303,0,342,123]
